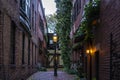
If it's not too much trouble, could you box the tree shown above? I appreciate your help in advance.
[46,14,57,33]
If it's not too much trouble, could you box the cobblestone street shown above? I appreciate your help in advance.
[27,70,76,80]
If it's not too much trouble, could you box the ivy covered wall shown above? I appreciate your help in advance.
[55,0,72,71]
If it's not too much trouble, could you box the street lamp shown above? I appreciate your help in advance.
[53,33,58,76]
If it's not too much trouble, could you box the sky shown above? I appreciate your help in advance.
[41,0,57,15]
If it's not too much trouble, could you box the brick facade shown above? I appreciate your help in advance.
[94,0,120,80]
[71,0,120,80]
[70,0,87,72]
[0,0,47,80]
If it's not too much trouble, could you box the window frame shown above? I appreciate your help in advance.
[10,21,16,65]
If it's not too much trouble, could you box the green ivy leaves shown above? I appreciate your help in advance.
[55,0,72,71]
[75,0,100,41]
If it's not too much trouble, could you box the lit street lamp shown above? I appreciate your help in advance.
[53,33,58,76]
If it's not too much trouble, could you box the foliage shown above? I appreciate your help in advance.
[73,0,100,78]
[74,76,80,80]
[92,77,96,80]
[55,0,72,71]
[37,67,47,71]
[74,26,85,38]
[74,0,100,41]
[72,42,82,50]
[76,68,85,78]
[46,14,57,33]
[67,69,77,74]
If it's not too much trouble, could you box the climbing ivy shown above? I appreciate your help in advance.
[75,0,100,41]
[55,0,72,71]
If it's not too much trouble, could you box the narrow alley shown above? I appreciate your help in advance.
[27,70,76,80]
[0,0,120,80]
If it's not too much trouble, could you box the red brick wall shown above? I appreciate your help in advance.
[3,14,11,65]
[24,34,28,65]
[0,13,32,80]
[15,29,22,66]
[71,0,120,80]
[0,0,39,80]
[0,0,19,26]
[0,0,47,80]
[94,0,120,80]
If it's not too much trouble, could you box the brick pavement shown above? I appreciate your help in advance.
[27,71,76,80]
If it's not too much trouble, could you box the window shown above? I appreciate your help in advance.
[72,0,81,22]
[78,0,81,14]
[22,32,25,64]
[26,0,30,17]
[35,12,37,34]
[35,46,37,64]
[20,0,30,17]
[20,0,25,11]
[10,21,16,64]
[32,43,33,66]
[0,11,2,25]
[0,11,2,66]
[50,40,53,44]
[28,38,30,65]
[39,41,42,54]
[39,17,44,34]
[31,5,37,33]
[32,5,35,31]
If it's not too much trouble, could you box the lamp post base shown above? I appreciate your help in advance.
[54,72,57,76]
[54,65,57,76]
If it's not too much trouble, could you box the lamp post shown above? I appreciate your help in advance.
[53,33,58,76]
[86,49,93,80]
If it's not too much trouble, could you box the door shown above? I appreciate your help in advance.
[95,51,99,80]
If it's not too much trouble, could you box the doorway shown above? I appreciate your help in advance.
[95,51,99,80]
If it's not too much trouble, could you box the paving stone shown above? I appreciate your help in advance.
[27,71,76,80]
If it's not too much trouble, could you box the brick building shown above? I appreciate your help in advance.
[71,0,120,80]
[70,0,88,74]
[94,0,120,80]
[0,0,47,80]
